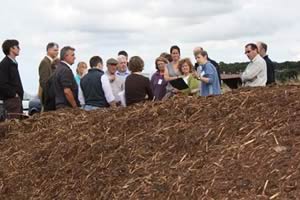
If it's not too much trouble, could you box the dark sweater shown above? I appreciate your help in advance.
[80,68,109,107]
[125,74,153,106]
[0,56,24,100]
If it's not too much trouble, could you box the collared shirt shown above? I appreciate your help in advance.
[46,56,54,63]
[242,54,267,87]
[105,71,124,102]
[116,69,130,81]
[7,56,17,64]
[61,61,72,68]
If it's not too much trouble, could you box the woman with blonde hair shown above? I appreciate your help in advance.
[75,61,87,106]
[75,61,88,85]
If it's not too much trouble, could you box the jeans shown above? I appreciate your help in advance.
[83,105,100,111]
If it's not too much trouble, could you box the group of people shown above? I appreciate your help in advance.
[0,39,275,117]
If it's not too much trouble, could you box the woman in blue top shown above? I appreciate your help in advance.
[194,51,221,96]
[75,61,88,106]
[75,61,88,85]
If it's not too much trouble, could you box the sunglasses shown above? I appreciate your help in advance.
[245,50,251,54]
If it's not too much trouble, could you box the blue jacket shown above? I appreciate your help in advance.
[198,61,221,96]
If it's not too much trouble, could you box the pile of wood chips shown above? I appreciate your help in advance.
[0,85,300,199]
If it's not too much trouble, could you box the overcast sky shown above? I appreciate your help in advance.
[1,0,300,94]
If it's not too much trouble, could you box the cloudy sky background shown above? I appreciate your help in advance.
[1,0,300,94]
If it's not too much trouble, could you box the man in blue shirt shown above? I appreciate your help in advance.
[194,51,221,96]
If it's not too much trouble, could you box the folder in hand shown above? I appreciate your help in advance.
[169,78,189,90]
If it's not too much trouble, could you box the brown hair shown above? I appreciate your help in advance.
[128,56,144,72]
[195,50,209,59]
[160,52,172,62]
[155,57,168,71]
[170,45,181,55]
[178,58,193,74]
[245,43,258,51]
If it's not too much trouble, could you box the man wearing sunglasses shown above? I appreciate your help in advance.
[241,43,267,87]
[0,39,24,117]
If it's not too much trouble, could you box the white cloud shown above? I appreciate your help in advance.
[0,0,300,94]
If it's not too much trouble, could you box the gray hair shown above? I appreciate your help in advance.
[193,46,204,57]
[117,55,127,63]
[60,46,75,61]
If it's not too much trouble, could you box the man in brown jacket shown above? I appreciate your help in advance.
[38,42,59,108]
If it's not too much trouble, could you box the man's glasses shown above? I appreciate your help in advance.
[245,50,251,54]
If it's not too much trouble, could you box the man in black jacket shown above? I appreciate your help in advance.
[193,47,222,87]
[0,39,24,115]
[257,42,276,85]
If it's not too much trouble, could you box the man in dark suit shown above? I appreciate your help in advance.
[257,42,276,85]
[53,46,80,109]
[38,42,59,109]
[193,47,222,87]
[0,39,24,116]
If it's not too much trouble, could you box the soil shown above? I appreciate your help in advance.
[0,85,300,200]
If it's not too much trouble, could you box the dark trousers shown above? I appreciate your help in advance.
[4,97,22,118]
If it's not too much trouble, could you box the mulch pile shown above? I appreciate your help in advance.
[0,85,300,199]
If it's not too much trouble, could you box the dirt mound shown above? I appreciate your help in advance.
[0,85,300,199]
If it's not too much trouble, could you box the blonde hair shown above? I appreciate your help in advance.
[76,62,87,75]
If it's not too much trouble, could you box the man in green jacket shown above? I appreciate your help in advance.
[38,42,59,109]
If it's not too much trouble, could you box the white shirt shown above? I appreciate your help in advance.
[79,73,115,104]
[101,74,115,103]
[183,75,190,84]
[242,54,267,87]
[105,71,124,102]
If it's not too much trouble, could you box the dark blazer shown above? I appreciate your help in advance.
[39,56,54,90]
[0,56,24,100]
[263,55,276,85]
